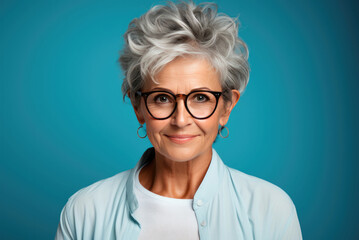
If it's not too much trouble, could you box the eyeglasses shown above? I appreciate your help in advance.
[136,90,222,120]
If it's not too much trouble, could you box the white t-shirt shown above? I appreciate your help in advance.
[134,167,199,240]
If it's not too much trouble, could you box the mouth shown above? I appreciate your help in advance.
[165,134,198,144]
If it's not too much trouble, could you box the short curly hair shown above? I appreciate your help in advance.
[119,1,249,107]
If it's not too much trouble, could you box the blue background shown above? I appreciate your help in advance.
[1,0,358,239]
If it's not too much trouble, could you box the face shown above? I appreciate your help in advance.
[134,56,240,163]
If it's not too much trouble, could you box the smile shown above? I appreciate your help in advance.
[165,135,198,144]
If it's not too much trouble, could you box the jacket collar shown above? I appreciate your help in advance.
[126,147,225,214]
[126,148,155,214]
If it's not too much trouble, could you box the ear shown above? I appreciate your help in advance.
[219,90,240,126]
[130,92,145,125]
[133,104,145,125]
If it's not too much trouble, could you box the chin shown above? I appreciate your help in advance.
[156,145,211,163]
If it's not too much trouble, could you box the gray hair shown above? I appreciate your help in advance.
[119,1,249,107]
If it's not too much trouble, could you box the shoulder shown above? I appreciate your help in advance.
[69,170,130,202]
[226,167,295,216]
[56,170,132,239]
[226,167,302,239]
[67,170,131,208]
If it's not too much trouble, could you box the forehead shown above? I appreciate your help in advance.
[143,56,221,92]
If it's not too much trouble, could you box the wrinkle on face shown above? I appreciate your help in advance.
[135,56,239,199]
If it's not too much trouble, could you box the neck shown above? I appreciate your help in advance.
[139,148,212,199]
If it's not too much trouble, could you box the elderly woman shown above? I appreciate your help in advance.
[56,1,302,239]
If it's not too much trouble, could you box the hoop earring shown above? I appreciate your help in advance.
[218,125,229,138]
[137,124,147,139]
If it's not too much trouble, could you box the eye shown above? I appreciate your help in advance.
[193,93,209,102]
[154,94,172,104]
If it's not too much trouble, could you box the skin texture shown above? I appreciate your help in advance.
[134,56,240,199]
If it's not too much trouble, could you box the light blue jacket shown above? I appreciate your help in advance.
[55,148,302,239]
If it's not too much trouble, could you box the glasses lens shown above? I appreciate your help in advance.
[146,92,176,119]
[187,91,218,118]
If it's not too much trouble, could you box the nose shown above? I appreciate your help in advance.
[171,98,192,127]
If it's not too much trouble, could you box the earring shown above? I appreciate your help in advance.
[137,124,147,139]
[218,125,229,138]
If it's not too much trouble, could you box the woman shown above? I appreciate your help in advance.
[56,1,302,239]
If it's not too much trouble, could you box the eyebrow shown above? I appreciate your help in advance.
[149,87,215,93]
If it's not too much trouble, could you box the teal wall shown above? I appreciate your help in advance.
[1,0,358,239]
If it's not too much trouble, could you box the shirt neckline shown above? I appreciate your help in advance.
[126,147,225,214]
[134,165,193,205]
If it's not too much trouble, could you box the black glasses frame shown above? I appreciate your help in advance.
[136,90,222,120]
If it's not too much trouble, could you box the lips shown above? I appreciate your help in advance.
[165,134,198,144]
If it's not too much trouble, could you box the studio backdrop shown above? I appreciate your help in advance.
[1,0,358,239]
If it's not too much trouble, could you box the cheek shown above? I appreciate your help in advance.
[197,117,220,139]
[144,118,167,144]
[146,123,160,136]
[206,105,228,137]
